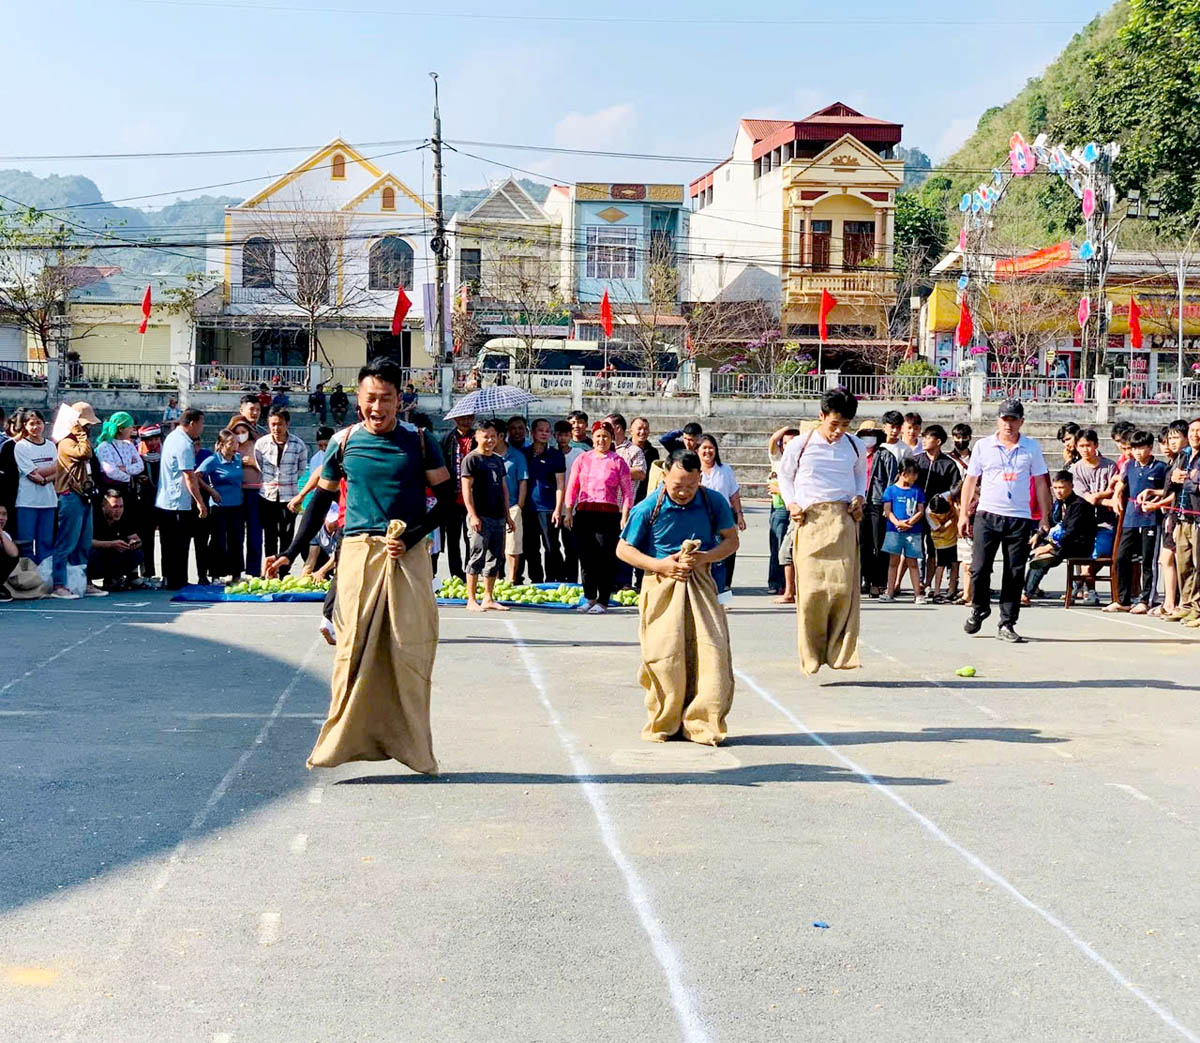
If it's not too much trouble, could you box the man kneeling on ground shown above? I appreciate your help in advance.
[88,488,144,591]
[616,449,739,746]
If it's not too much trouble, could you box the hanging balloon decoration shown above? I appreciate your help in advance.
[1077,297,1091,328]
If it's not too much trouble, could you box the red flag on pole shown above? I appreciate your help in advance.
[818,288,837,342]
[391,286,411,337]
[137,284,152,335]
[1129,294,1143,349]
[955,295,974,348]
[600,288,614,338]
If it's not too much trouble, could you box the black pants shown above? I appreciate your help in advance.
[0,550,18,588]
[209,504,245,580]
[323,548,339,622]
[861,506,888,591]
[523,508,565,583]
[443,502,470,580]
[260,497,296,575]
[87,546,143,586]
[970,511,1032,627]
[559,518,579,583]
[575,510,620,606]
[136,485,158,577]
[157,508,194,590]
[1116,526,1157,606]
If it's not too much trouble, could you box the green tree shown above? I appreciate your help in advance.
[893,186,949,280]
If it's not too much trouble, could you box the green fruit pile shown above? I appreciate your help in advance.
[437,578,586,606]
[225,575,331,596]
[614,589,640,607]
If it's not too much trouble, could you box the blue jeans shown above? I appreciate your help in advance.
[52,491,93,588]
[17,505,56,563]
[768,506,789,591]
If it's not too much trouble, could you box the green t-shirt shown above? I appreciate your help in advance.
[321,423,445,536]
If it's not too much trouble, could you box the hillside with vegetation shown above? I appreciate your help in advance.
[929,0,1199,249]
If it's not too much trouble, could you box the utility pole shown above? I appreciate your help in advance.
[429,72,449,363]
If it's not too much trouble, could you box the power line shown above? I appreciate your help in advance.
[0,138,426,163]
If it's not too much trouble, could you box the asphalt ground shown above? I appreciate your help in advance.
[2,505,1199,1042]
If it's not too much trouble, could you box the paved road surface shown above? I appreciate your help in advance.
[2,510,1199,1042]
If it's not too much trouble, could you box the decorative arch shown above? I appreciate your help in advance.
[242,236,275,288]
[369,237,414,291]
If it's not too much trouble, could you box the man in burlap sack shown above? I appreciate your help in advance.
[616,448,739,745]
[265,358,453,774]
[777,388,867,674]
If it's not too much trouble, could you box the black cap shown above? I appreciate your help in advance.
[998,398,1025,419]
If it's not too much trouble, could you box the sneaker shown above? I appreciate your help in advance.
[50,587,80,600]
[914,595,929,605]
[318,617,336,646]
[575,600,595,613]
[964,608,990,634]
[84,585,109,598]
[1083,591,1101,606]
[0,588,12,603]
[878,593,895,603]
[586,603,608,614]
[997,623,1026,643]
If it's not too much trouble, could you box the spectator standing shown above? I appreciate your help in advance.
[135,423,163,582]
[329,385,350,426]
[198,429,245,582]
[461,420,512,612]
[567,410,592,450]
[0,409,25,532]
[1107,429,1168,614]
[915,424,961,580]
[564,420,632,613]
[1145,421,1188,615]
[88,488,144,591]
[14,409,57,564]
[494,422,529,583]
[308,384,327,424]
[925,493,961,601]
[52,401,106,599]
[858,426,897,598]
[256,384,272,412]
[880,458,926,603]
[0,505,18,599]
[608,413,646,590]
[94,411,145,534]
[439,411,478,580]
[1172,419,1200,625]
[629,417,659,504]
[555,420,584,582]
[254,407,307,577]
[156,408,208,590]
[948,423,973,473]
[879,410,912,464]
[506,415,528,451]
[1057,422,1082,467]
[522,418,566,583]
[660,421,702,457]
[958,399,1051,643]
[1070,429,1119,605]
[697,434,745,596]
[767,426,801,597]
[901,412,922,455]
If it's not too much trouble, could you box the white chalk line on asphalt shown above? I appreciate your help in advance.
[109,638,323,963]
[735,667,1200,1043]
[0,619,122,695]
[505,617,711,1043]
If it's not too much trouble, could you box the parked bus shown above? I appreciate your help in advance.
[475,338,693,396]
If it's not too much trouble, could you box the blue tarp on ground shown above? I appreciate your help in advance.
[171,583,326,603]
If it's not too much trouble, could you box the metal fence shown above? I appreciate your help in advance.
[191,364,310,390]
[0,360,48,388]
[712,371,822,398]
[64,362,177,390]
[321,366,441,393]
[986,377,1092,403]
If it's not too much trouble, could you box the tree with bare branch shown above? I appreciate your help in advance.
[0,206,92,360]
[608,233,683,376]
[243,196,377,367]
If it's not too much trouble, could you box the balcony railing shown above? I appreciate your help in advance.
[786,270,896,298]
[839,374,969,401]
[191,364,310,390]
[712,371,822,398]
[63,362,177,390]
[324,366,441,393]
[0,360,48,387]
[986,376,1092,403]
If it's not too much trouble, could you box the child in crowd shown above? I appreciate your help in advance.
[461,419,513,613]
[901,411,922,454]
[1143,419,1189,615]
[1023,470,1096,604]
[1057,422,1081,466]
[1106,429,1167,614]
[949,422,972,473]
[925,493,959,602]
[880,459,926,603]
[880,410,910,463]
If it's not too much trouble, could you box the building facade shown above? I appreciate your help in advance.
[688,103,904,355]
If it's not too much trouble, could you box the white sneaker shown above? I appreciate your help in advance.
[586,603,608,614]
[576,600,595,613]
[318,617,336,646]
[878,593,895,602]
[914,595,929,605]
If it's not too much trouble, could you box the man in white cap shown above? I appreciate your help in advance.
[958,398,1050,643]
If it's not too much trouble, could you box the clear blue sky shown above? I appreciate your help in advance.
[1,0,1111,213]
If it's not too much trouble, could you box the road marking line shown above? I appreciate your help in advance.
[736,667,1200,1043]
[258,912,281,946]
[1107,783,1151,801]
[1,620,122,695]
[289,833,308,854]
[307,786,323,805]
[109,638,322,961]
[505,617,710,1043]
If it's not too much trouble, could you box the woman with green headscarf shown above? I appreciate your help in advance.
[94,411,146,528]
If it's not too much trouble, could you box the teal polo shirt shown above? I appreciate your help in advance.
[621,486,735,559]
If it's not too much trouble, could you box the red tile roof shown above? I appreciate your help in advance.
[739,118,794,143]
[751,102,902,160]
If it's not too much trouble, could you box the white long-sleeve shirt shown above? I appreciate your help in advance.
[777,429,867,511]
[95,439,145,484]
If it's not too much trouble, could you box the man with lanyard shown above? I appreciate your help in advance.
[438,411,476,580]
[777,388,867,674]
[266,357,453,774]
[958,399,1050,643]
[617,448,739,745]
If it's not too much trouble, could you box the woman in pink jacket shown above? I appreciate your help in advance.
[564,420,632,613]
